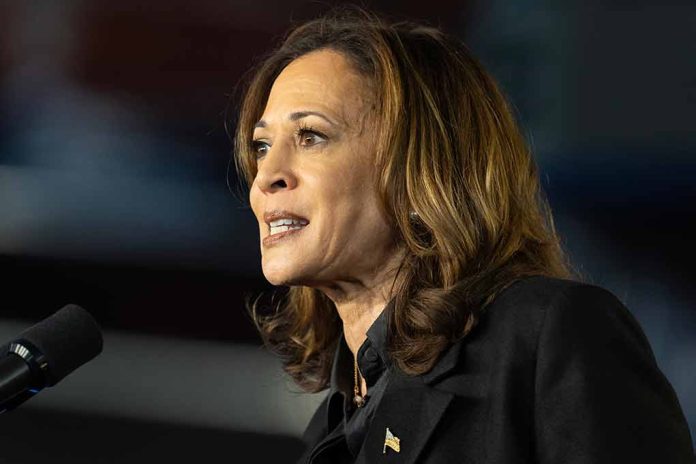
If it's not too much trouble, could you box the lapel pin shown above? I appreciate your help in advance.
[383,427,401,454]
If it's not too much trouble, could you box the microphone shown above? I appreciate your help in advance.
[0,304,103,413]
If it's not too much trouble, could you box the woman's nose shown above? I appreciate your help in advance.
[254,148,298,194]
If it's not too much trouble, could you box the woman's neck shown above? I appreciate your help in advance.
[317,246,403,398]
[327,285,390,398]
[335,291,389,357]
[318,250,404,358]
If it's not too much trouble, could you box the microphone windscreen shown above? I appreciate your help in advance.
[17,304,103,385]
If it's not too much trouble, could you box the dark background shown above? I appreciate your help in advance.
[0,0,694,462]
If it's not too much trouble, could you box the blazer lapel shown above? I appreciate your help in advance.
[357,369,454,464]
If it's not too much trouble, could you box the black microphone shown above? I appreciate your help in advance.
[0,304,103,413]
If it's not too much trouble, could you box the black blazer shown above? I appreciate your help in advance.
[299,276,695,463]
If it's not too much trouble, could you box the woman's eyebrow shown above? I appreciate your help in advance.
[288,111,336,125]
[254,110,338,129]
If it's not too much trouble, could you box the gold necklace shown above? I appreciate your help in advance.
[353,357,366,408]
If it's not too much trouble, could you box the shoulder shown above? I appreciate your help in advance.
[425,275,656,385]
[479,275,650,351]
[486,274,629,323]
[502,280,695,460]
[423,276,694,459]
[493,275,656,362]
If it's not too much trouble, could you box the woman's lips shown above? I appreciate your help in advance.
[262,210,309,247]
[263,224,308,246]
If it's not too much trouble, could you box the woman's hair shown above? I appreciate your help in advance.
[234,7,574,392]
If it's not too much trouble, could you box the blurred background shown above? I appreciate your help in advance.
[0,0,694,462]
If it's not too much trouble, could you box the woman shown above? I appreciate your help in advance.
[233,9,694,464]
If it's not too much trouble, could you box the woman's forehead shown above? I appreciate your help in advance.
[260,50,372,129]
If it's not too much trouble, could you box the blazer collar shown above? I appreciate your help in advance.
[421,336,464,385]
[320,308,464,464]
[301,342,462,464]
[356,367,454,464]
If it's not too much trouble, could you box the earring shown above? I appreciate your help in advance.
[409,210,419,220]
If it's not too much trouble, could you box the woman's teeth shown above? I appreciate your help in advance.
[269,218,308,236]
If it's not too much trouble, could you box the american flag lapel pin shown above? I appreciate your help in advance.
[383,427,401,454]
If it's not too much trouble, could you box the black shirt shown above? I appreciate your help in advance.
[305,307,391,463]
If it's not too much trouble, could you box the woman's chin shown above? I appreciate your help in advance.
[261,270,287,286]
[261,263,306,287]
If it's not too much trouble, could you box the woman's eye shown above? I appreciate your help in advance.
[252,140,270,158]
[297,129,326,147]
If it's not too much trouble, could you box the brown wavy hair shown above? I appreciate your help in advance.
[234,8,574,392]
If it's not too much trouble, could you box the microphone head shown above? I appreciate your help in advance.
[15,304,103,386]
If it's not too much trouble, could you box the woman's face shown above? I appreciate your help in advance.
[249,49,400,289]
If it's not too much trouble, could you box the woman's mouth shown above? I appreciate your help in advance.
[269,218,308,235]
[263,217,309,246]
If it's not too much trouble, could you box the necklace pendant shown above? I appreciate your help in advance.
[353,395,366,408]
